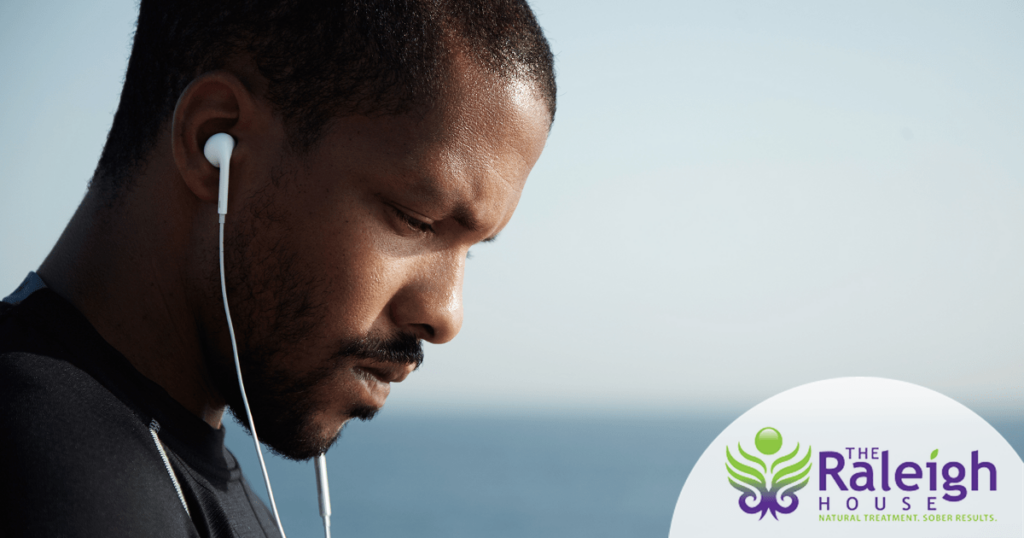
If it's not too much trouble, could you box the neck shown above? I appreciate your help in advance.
[38,175,227,429]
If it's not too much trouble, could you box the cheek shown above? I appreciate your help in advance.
[291,198,413,339]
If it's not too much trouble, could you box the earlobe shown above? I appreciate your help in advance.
[171,71,256,206]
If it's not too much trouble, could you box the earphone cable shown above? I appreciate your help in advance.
[220,216,288,538]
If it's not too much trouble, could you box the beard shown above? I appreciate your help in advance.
[206,181,423,461]
[228,332,423,461]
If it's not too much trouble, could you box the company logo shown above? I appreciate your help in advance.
[725,426,813,520]
[671,378,1024,538]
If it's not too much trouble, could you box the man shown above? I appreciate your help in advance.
[0,0,555,536]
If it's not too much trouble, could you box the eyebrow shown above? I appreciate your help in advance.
[450,204,499,243]
[407,176,500,243]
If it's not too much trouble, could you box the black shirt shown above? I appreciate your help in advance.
[0,285,281,537]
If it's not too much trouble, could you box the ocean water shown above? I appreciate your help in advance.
[225,414,1024,538]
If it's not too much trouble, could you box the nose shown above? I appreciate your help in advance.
[390,251,464,344]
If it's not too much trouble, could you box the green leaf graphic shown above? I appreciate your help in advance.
[771,442,801,474]
[774,457,812,492]
[728,476,755,495]
[930,449,938,460]
[772,445,813,491]
[726,446,766,486]
[737,443,767,473]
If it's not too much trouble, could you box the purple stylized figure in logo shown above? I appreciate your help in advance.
[725,427,812,520]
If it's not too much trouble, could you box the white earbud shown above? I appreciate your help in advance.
[205,131,331,538]
[205,130,289,537]
[203,133,235,216]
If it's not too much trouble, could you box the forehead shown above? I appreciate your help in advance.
[309,59,550,235]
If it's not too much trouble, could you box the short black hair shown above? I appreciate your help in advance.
[94,0,556,199]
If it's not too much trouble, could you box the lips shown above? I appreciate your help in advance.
[349,359,418,409]
[354,359,417,384]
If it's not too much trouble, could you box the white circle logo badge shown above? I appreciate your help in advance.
[670,378,1023,537]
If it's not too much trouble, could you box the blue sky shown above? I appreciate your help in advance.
[2,0,1021,416]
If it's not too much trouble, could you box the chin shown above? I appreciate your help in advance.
[231,400,381,461]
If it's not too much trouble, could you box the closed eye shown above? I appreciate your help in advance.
[390,205,434,234]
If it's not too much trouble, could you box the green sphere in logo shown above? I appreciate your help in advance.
[755,427,783,455]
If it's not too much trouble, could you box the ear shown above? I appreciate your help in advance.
[171,71,266,206]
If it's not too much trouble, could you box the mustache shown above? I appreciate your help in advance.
[334,333,424,368]
[347,404,380,422]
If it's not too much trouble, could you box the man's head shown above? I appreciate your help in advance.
[90,0,554,460]
[95,0,555,199]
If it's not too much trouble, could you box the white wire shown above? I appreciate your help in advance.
[220,216,288,538]
[149,420,191,518]
[315,454,332,538]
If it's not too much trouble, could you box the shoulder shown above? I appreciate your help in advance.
[0,349,140,439]
[0,351,196,536]
[0,292,144,435]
